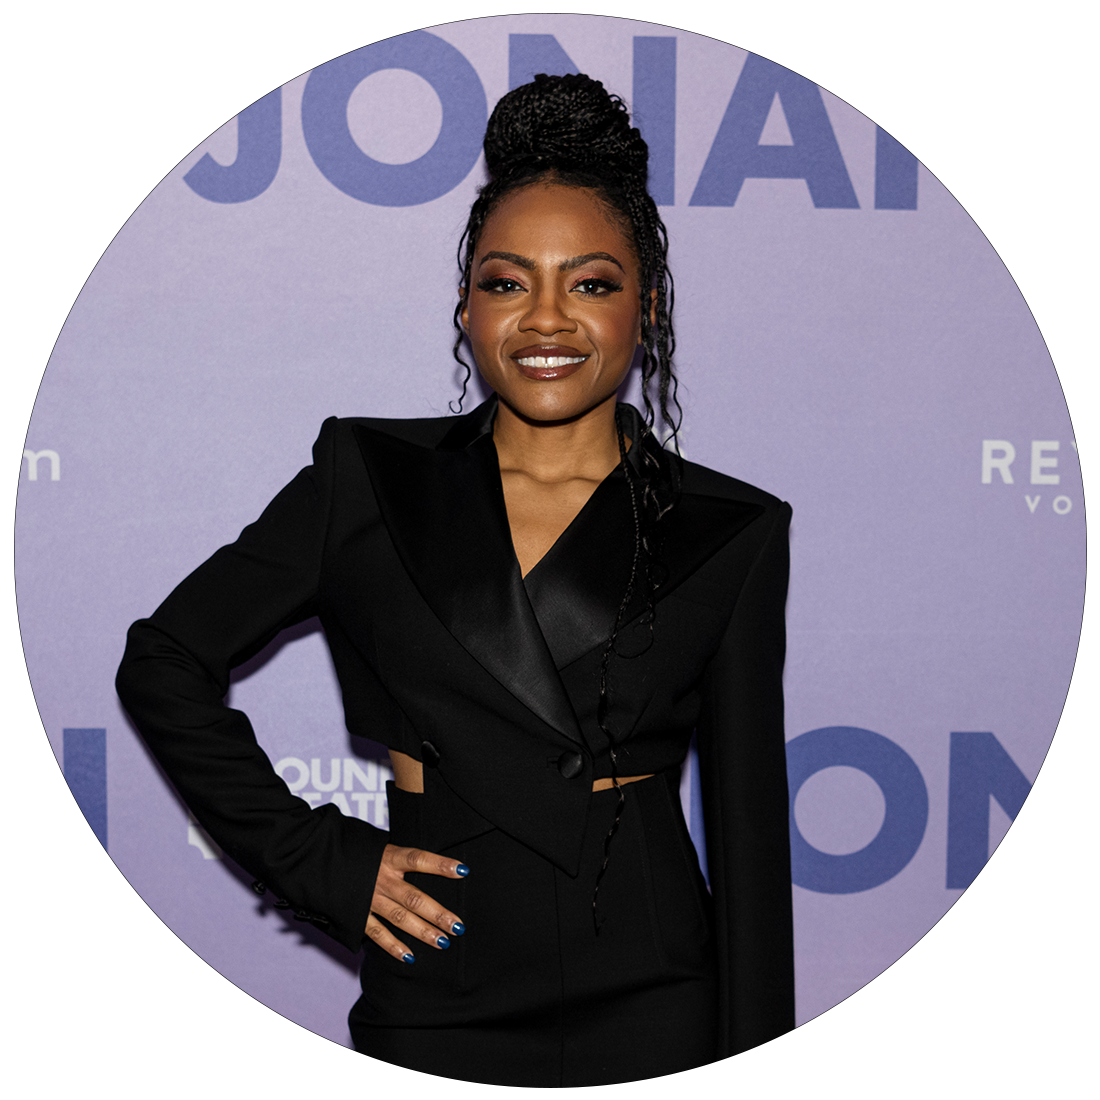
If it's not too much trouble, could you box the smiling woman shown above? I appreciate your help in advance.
[116,72,794,1086]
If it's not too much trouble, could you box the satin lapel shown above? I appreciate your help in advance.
[524,466,765,671]
[522,469,634,670]
[353,418,583,745]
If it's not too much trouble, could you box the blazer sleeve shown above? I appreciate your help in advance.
[695,500,795,1056]
[115,417,387,952]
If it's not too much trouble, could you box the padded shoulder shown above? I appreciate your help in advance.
[678,456,786,512]
[326,412,458,450]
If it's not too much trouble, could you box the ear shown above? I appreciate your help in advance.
[459,287,469,331]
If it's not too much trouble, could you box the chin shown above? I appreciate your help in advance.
[496,378,615,421]
[505,393,608,426]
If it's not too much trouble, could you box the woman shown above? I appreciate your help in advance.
[116,73,794,1086]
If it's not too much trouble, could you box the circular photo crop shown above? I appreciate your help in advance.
[13,11,1085,1087]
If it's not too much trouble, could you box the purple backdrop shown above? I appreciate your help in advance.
[14,13,1083,1055]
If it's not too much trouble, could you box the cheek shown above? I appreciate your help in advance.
[602,305,643,354]
[466,293,513,327]
[463,304,496,348]
[464,306,511,374]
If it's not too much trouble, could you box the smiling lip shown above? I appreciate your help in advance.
[511,345,590,380]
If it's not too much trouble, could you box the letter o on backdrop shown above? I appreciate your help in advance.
[787,726,929,893]
[302,31,487,206]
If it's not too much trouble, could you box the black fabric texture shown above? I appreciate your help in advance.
[115,395,794,1074]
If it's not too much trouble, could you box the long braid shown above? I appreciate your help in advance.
[591,409,642,929]
[452,74,684,930]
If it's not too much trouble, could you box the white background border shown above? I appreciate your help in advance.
[5,3,1095,1096]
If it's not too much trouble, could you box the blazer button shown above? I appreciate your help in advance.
[421,741,441,768]
[557,751,584,779]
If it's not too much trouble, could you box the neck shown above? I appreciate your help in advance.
[492,395,626,483]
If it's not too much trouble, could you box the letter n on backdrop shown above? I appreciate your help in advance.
[946,731,1033,889]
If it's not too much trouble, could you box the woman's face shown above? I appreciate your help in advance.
[461,182,644,425]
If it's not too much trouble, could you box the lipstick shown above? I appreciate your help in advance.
[511,345,589,380]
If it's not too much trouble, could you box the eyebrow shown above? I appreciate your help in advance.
[478,250,625,273]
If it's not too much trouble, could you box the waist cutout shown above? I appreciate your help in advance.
[391,749,653,795]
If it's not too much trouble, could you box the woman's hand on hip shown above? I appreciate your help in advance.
[365,843,467,963]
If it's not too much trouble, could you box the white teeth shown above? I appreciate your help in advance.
[516,356,587,368]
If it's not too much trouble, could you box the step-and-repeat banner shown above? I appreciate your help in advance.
[15,14,1083,1051]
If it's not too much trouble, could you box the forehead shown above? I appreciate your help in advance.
[477,183,636,263]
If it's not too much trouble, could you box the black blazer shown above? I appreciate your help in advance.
[116,397,794,1057]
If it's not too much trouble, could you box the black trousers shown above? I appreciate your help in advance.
[349,770,719,1086]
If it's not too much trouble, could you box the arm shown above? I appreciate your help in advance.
[695,501,795,1056]
[116,418,386,952]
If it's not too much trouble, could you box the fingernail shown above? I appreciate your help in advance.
[401,953,416,964]
[436,936,450,949]
[456,864,470,877]
[451,922,465,936]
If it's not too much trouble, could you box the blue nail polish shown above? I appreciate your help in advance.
[456,864,470,877]
[436,936,450,949]
[451,922,465,936]
[401,953,415,964]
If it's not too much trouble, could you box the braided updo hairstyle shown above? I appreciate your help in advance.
[454,74,683,929]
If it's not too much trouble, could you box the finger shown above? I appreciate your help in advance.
[385,846,467,935]
[378,880,465,943]
[395,846,470,881]
[364,913,416,964]
[379,898,455,950]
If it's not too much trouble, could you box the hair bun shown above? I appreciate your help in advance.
[484,73,648,185]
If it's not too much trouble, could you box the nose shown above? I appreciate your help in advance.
[519,283,577,336]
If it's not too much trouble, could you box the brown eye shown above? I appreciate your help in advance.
[574,277,622,296]
[477,277,524,293]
